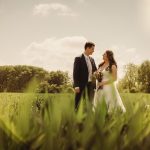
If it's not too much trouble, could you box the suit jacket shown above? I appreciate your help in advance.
[73,54,97,89]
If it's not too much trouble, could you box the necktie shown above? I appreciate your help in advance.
[86,57,92,81]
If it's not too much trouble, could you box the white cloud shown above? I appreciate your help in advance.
[22,36,87,73]
[33,4,50,16]
[22,38,146,79]
[33,3,78,17]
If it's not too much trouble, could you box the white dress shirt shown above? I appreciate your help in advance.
[83,53,93,82]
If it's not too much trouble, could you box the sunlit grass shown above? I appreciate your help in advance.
[0,93,149,150]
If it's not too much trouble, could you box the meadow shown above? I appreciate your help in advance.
[0,93,150,150]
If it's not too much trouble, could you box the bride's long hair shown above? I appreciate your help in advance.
[98,50,117,73]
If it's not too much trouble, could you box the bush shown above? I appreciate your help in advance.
[130,87,139,93]
[65,87,74,93]
[48,84,62,93]
[37,81,49,93]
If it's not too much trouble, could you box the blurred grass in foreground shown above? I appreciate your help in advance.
[0,93,149,150]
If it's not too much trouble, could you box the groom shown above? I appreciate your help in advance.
[73,42,97,111]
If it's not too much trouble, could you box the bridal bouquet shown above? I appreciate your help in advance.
[94,70,103,90]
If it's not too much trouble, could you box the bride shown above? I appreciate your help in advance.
[93,50,126,113]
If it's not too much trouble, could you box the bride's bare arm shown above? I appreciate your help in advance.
[111,65,117,81]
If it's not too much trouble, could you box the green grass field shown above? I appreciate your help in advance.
[0,93,150,150]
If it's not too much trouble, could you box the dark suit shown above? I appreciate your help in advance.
[73,54,97,110]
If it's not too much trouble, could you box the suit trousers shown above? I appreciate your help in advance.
[75,82,95,111]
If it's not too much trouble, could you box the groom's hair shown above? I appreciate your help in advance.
[84,42,95,50]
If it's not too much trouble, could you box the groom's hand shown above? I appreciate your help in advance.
[74,87,80,93]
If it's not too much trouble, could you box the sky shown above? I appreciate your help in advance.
[0,0,150,79]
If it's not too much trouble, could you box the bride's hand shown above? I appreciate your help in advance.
[93,71,98,75]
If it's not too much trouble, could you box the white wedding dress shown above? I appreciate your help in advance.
[93,68,126,113]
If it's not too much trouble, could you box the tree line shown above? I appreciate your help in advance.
[118,60,150,93]
[0,60,149,93]
[0,65,73,93]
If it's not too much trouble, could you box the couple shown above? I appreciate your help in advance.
[73,42,126,113]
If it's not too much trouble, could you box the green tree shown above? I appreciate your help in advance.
[118,63,139,93]
[38,71,71,93]
[0,65,48,92]
[138,60,150,93]
[47,71,69,86]
[0,66,72,93]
